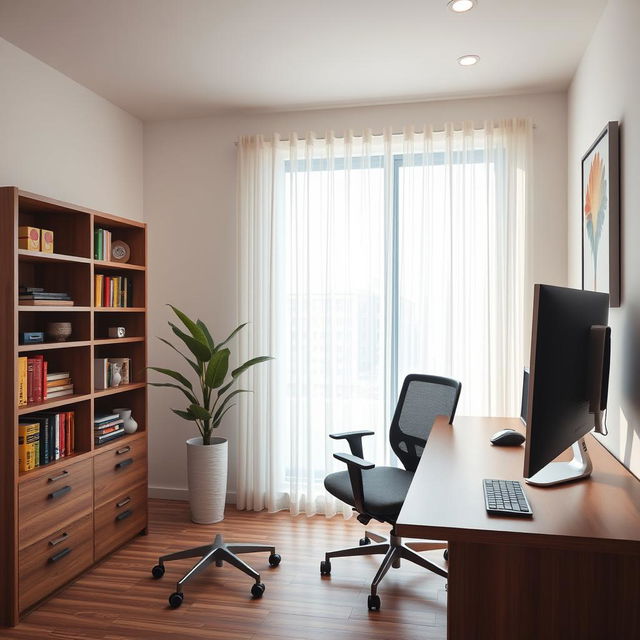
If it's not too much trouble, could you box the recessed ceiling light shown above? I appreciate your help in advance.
[448,0,476,13]
[457,54,480,66]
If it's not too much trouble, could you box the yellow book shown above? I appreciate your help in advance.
[18,422,40,472]
[113,277,119,308]
[95,274,103,307]
[18,357,28,407]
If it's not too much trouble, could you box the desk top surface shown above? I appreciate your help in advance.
[396,416,640,552]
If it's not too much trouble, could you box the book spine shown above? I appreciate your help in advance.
[27,359,35,404]
[18,357,28,407]
[49,417,55,462]
[32,356,43,404]
[68,411,74,455]
[59,412,66,457]
[42,359,48,400]
[41,419,50,465]
[54,414,60,460]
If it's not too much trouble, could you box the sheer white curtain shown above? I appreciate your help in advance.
[237,120,531,515]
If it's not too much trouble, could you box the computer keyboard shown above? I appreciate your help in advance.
[483,479,533,516]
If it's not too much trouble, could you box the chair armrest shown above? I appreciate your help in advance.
[333,452,375,470]
[329,430,375,458]
[333,452,375,514]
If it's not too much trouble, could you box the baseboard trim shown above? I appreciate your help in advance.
[148,486,237,504]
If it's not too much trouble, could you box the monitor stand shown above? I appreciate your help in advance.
[525,438,593,486]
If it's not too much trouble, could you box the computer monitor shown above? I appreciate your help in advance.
[523,284,611,486]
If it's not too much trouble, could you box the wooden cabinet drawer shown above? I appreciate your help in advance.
[19,513,93,612]
[19,459,93,549]
[94,437,147,507]
[94,482,147,560]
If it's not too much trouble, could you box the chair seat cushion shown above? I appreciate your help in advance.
[324,466,414,520]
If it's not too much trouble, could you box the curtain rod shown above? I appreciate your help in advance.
[234,123,536,146]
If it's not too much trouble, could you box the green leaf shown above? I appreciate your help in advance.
[168,304,209,346]
[217,378,235,397]
[215,323,247,352]
[158,337,200,375]
[170,322,212,362]
[196,319,215,351]
[213,389,250,423]
[148,366,194,390]
[205,348,230,388]
[188,403,212,421]
[172,408,198,421]
[148,382,198,404]
[213,403,236,427]
[231,355,273,379]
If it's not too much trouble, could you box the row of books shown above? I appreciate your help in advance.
[94,357,131,390]
[94,227,113,261]
[19,286,73,307]
[94,413,125,446]
[18,410,75,472]
[18,357,75,406]
[94,274,133,308]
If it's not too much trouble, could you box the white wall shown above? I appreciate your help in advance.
[568,0,640,476]
[144,92,568,500]
[0,37,143,220]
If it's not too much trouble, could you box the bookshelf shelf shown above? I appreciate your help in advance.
[94,259,146,272]
[18,305,91,312]
[1,186,148,627]
[93,337,145,346]
[17,393,93,415]
[18,340,92,352]
[93,307,146,313]
[18,249,91,265]
[93,382,146,398]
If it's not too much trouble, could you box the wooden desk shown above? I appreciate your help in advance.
[397,416,640,640]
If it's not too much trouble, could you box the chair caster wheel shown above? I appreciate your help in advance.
[268,553,281,567]
[151,564,165,579]
[367,594,381,611]
[359,537,371,546]
[443,549,449,561]
[251,582,266,598]
[320,560,331,576]
[168,592,184,608]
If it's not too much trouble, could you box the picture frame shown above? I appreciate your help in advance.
[581,121,620,307]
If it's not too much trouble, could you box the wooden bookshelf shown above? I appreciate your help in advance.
[0,187,148,627]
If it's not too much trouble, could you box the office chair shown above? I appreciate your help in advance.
[321,373,461,610]
[151,535,281,608]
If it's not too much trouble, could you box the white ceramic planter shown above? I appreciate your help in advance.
[186,436,228,524]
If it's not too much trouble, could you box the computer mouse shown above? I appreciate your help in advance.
[490,429,526,446]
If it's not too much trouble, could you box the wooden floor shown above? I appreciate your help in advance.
[4,500,447,639]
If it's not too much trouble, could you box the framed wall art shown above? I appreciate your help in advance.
[581,121,620,307]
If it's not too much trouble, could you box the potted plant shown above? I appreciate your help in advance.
[150,305,272,524]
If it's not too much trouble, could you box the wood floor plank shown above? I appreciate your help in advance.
[4,500,446,639]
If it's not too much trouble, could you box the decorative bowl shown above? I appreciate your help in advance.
[46,321,72,342]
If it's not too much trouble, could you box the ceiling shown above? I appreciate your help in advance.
[0,0,607,121]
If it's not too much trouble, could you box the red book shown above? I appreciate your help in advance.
[42,360,48,400]
[104,276,110,307]
[59,412,66,457]
[27,358,35,404]
[32,355,44,403]
[65,411,72,455]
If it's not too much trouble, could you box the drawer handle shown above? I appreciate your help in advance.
[115,458,133,470]
[47,470,69,483]
[116,509,132,522]
[49,532,69,547]
[116,446,132,455]
[48,485,71,500]
[116,497,131,508]
[48,547,72,563]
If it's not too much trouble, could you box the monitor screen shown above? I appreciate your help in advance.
[523,285,609,479]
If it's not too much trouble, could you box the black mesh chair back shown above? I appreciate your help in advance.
[390,374,462,472]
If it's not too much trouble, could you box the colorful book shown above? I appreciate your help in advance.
[46,388,74,398]
[47,377,72,388]
[18,422,40,472]
[95,428,125,445]
[20,299,74,306]
[47,371,70,381]
[18,357,27,407]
